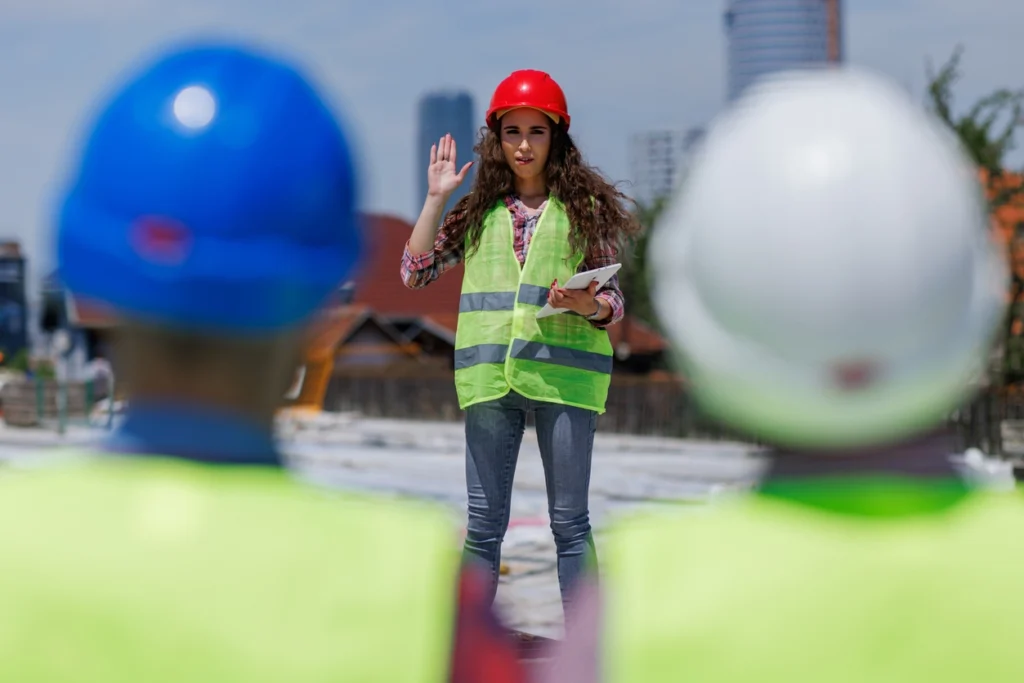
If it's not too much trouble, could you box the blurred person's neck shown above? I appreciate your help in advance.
[766,429,958,481]
[124,370,281,431]
[113,324,302,435]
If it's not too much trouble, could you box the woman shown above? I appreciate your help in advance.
[402,69,639,610]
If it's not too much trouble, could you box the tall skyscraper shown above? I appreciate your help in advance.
[629,128,705,206]
[0,241,28,361]
[416,91,476,215]
[725,0,843,102]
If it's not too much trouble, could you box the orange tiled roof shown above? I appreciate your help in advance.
[981,170,1024,283]
[352,213,463,317]
[984,169,1024,244]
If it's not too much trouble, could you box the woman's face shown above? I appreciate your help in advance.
[499,108,552,181]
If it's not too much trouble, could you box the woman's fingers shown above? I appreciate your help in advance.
[441,134,452,162]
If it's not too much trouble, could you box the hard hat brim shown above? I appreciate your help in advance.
[488,106,564,128]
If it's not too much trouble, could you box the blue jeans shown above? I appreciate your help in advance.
[463,390,598,611]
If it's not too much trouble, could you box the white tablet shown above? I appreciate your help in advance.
[536,263,622,319]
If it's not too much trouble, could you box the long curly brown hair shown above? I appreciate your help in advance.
[438,124,640,260]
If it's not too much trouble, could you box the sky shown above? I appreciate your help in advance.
[1,0,1022,280]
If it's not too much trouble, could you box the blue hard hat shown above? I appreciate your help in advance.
[57,40,361,333]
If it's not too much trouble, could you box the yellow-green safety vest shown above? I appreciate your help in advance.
[0,452,459,682]
[604,478,1024,682]
[454,199,614,413]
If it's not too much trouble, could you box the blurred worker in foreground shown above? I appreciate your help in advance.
[0,42,523,682]
[543,67,1024,682]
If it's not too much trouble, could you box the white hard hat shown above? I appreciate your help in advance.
[649,67,1007,449]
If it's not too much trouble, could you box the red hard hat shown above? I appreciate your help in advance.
[486,69,570,131]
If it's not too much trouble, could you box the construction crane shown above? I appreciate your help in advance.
[284,299,353,412]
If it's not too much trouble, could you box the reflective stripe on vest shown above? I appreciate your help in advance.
[453,199,613,413]
[603,483,1024,683]
[454,340,613,374]
[459,285,577,313]
[0,452,458,682]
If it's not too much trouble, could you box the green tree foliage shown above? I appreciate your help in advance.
[926,46,1024,209]
[926,47,1024,387]
[619,196,667,331]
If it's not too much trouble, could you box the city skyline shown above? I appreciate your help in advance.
[1,0,1021,277]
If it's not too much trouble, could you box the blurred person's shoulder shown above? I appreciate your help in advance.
[0,450,457,542]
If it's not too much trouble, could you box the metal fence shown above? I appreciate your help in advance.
[325,370,772,442]
[0,379,102,429]
[325,369,1024,454]
[951,389,1024,456]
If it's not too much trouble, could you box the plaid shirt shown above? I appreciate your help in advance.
[401,195,625,328]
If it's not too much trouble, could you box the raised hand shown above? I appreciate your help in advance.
[427,133,473,199]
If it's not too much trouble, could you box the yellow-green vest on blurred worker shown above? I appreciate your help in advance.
[0,453,458,682]
[454,199,614,413]
[604,478,1024,682]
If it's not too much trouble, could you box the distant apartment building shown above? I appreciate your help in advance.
[629,128,705,206]
[725,0,843,101]
[416,91,476,215]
